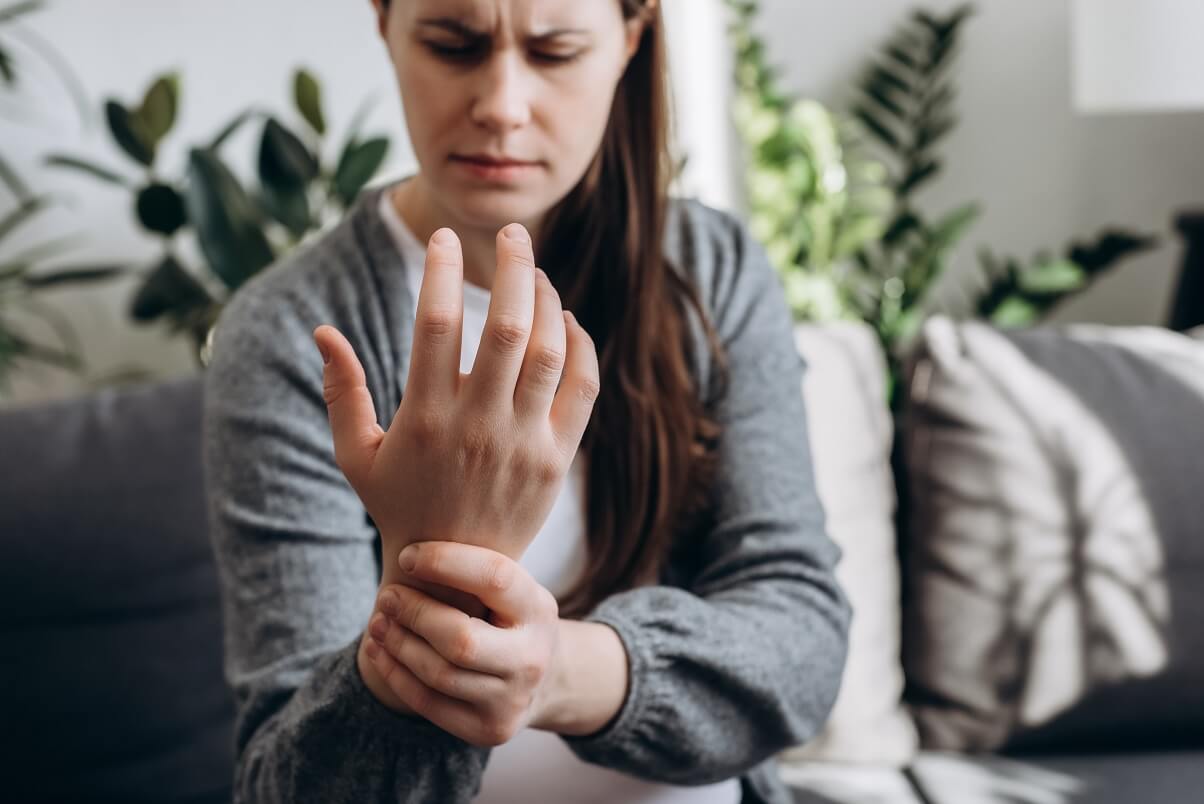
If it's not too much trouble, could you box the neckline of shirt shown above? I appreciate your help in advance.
[377,182,493,307]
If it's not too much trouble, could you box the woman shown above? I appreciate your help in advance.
[202,0,850,802]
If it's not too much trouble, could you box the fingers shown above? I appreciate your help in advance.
[313,324,384,485]
[362,637,501,745]
[398,542,556,627]
[549,311,601,455]
[405,228,465,407]
[369,611,507,703]
[466,224,536,408]
[377,583,514,676]
[512,268,567,422]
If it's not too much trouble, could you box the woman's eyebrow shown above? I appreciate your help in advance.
[415,18,590,40]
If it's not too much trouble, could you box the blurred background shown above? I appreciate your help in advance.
[3,0,1203,406]
[2,2,1203,803]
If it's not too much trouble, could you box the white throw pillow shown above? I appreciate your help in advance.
[782,322,919,766]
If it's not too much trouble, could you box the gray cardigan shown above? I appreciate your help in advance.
[202,183,850,804]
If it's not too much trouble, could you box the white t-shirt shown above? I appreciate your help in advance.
[379,190,741,804]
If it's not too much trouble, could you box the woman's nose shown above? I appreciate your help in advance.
[470,52,533,134]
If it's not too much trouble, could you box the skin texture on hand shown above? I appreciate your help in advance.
[359,541,628,744]
[313,223,599,589]
[314,222,605,728]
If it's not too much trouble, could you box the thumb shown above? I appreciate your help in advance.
[314,324,384,485]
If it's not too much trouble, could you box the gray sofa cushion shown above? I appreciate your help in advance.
[0,377,234,802]
[902,319,1204,753]
[911,749,1204,804]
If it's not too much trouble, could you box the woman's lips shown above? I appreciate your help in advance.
[451,155,540,182]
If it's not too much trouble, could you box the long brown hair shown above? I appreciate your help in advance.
[537,0,727,617]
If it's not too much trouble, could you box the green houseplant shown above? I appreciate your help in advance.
[0,0,124,397]
[726,1,1158,404]
[47,68,391,365]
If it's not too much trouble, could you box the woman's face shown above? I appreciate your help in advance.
[376,0,644,232]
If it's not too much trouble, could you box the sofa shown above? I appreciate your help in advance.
[1,316,1201,803]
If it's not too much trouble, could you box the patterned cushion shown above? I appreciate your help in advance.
[901,318,1204,752]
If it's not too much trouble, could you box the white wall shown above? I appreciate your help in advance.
[752,0,1204,327]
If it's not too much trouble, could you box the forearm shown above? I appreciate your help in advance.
[533,620,629,737]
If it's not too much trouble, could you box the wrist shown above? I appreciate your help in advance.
[532,619,628,737]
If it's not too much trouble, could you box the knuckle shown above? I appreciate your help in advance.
[537,587,560,621]
[480,717,517,747]
[576,376,601,407]
[433,662,460,696]
[531,453,563,486]
[406,408,445,449]
[484,556,517,594]
[451,627,478,665]
[419,307,458,339]
[488,316,528,352]
[517,658,545,688]
[531,345,566,380]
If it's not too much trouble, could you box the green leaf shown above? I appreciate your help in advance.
[333,137,388,206]
[898,160,939,197]
[1067,230,1160,274]
[21,265,128,289]
[44,154,131,188]
[105,100,155,167]
[883,211,921,246]
[864,64,912,98]
[184,148,276,290]
[137,73,179,146]
[1018,259,1085,295]
[294,69,326,136]
[915,115,957,151]
[135,182,188,236]
[0,1,44,25]
[991,296,1040,328]
[862,83,905,120]
[0,47,13,86]
[259,184,311,239]
[259,117,319,191]
[129,254,212,321]
[853,106,899,149]
[210,109,258,151]
[930,202,981,250]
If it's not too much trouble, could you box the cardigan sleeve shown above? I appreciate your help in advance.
[562,204,851,784]
[203,279,490,804]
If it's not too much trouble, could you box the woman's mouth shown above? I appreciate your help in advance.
[450,154,541,183]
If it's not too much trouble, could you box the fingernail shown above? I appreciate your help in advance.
[365,638,381,658]
[502,223,530,243]
[399,548,417,573]
[318,342,330,365]
[432,228,457,246]
[369,613,387,641]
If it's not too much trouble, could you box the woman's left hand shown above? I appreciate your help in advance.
[363,540,563,746]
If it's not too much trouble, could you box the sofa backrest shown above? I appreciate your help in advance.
[0,376,234,803]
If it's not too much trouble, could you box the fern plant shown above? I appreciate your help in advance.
[727,0,892,323]
[727,1,1158,405]
[0,0,123,398]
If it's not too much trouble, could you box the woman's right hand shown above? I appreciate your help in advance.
[312,223,600,592]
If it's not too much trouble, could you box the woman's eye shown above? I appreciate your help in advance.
[532,50,582,65]
[426,41,484,61]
